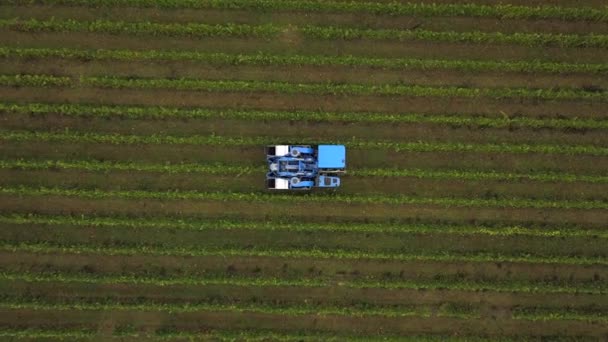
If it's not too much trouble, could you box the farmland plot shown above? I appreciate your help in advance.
[0,0,607,340]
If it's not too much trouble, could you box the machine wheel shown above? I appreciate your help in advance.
[290,177,300,185]
[290,148,301,157]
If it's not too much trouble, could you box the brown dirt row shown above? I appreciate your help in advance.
[2,31,607,64]
[4,57,608,90]
[2,251,605,287]
[3,113,608,147]
[2,168,608,202]
[1,194,607,227]
[3,5,608,34]
[1,87,606,121]
[2,280,607,320]
[3,142,608,175]
[1,217,606,257]
[0,307,605,338]
[352,0,608,8]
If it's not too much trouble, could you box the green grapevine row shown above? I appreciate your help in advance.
[1,269,603,295]
[2,102,607,130]
[512,307,608,323]
[0,328,95,340]
[2,158,607,184]
[1,213,606,239]
[2,185,608,209]
[0,158,259,175]
[0,74,70,87]
[0,327,514,342]
[1,73,605,101]
[1,130,607,156]
[3,241,607,266]
[0,327,517,342]
[6,0,608,22]
[0,18,280,38]
[82,76,608,101]
[2,47,607,74]
[2,73,607,102]
[2,18,608,48]
[0,296,432,318]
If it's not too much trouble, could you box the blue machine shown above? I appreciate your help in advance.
[266,145,346,190]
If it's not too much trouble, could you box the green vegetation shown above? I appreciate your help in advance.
[1,0,607,338]
[0,327,96,340]
[2,212,607,239]
[300,25,608,48]
[512,306,608,323]
[0,326,526,342]
[2,158,607,184]
[0,158,259,175]
[3,239,608,266]
[0,296,432,318]
[2,73,607,101]
[80,76,608,101]
[0,327,524,342]
[6,0,608,22]
[354,167,608,184]
[2,130,608,156]
[2,185,608,210]
[0,74,70,87]
[80,77,608,101]
[2,18,608,48]
[3,102,607,130]
[2,268,605,295]
[0,18,280,39]
[3,73,605,102]
[2,47,608,74]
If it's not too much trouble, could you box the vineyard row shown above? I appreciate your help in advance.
[6,0,608,22]
[2,212,606,240]
[2,102,607,130]
[2,130,607,156]
[2,18,608,48]
[3,158,607,183]
[2,74,607,101]
[3,240,607,266]
[2,47,607,74]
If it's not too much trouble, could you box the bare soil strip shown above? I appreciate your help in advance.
[2,168,608,201]
[4,57,608,89]
[2,31,606,64]
[357,0,608,8]
[1,194,607,227]
[2,250,605,285]
[0,307,605,338]
[1,87,606,120]
[3,5,608,35]
[3,142,608,175]
[1,280,606,320]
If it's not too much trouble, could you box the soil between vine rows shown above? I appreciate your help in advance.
[0,307,604,338]
[2,31,607,63]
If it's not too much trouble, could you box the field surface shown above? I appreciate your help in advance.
[1,0,608,340]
